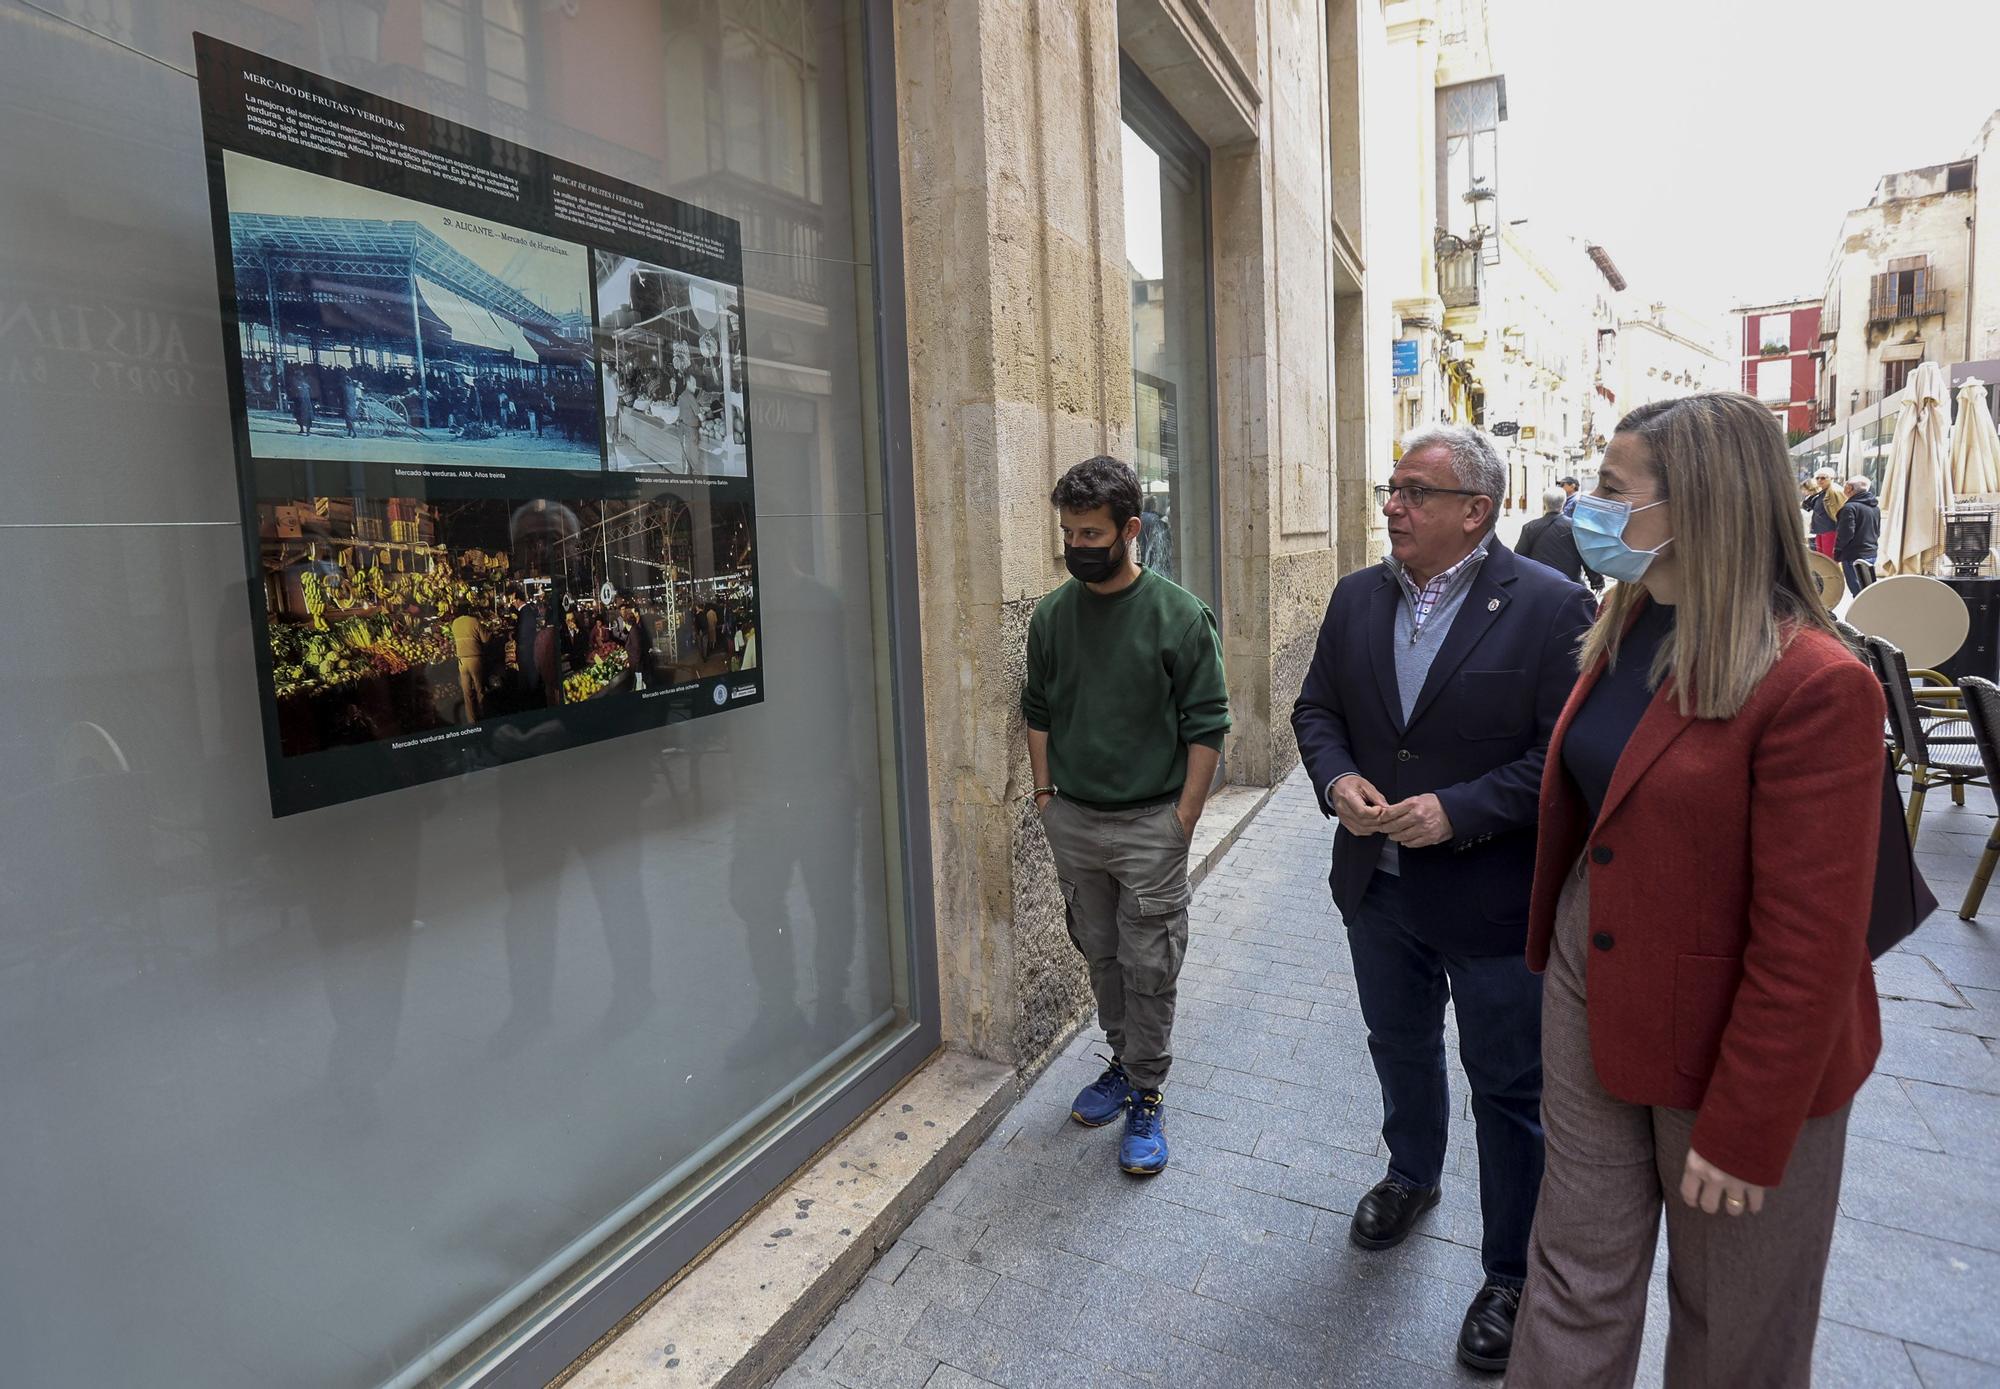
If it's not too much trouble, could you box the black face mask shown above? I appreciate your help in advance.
[1064,541,1123,584]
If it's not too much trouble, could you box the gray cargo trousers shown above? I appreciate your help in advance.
[1039,795,1193,1092]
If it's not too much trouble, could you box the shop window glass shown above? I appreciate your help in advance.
[0,2,913,1385]
[1120,64,1218,612]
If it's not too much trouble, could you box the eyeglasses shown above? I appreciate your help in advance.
[1373,483,1483,510]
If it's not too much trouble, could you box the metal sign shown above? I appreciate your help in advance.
[1392,340,1420,377]
[1490,420,1519,436]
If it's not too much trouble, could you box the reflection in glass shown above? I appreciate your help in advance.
[0,1,908,1384]
[1120,94,1217,609]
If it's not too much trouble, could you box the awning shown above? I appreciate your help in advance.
[415,275,534,360]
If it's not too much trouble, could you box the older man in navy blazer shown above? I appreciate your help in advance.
[1292,425,1594,1375]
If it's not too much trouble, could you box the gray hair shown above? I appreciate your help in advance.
[1540,487,1566,514]
[1846,475,1872,493]
[1813,466,1837,480]
[1399,424,1507,523]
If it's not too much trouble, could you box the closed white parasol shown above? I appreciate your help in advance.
[1878,361,1952,577]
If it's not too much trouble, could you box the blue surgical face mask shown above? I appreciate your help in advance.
[1571,494,1672,584]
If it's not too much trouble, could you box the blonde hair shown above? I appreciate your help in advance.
[1577,392,1839,718]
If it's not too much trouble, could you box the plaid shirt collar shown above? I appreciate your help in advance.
[1386,536,1491,639]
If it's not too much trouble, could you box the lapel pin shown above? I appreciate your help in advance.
[1487,598,1501,612]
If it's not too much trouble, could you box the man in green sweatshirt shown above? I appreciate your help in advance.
[1023,455,1231,1175]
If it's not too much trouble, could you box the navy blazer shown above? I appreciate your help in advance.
[1290,541,1595,955]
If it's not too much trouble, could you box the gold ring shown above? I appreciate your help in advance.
[1725,1195,1745,1209]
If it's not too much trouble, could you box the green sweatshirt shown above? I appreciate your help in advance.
[1021,568,1231,809]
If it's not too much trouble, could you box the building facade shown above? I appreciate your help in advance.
[1819,112,2000,425]
[1615,300,1730,418]
[1368,0,1687,526]
[1465,221,1624,518]
[0,1,1389,1384]
[1735,297,1823,441]
[1371,0,1503,457]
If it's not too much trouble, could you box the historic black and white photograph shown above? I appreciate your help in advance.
[593,250,749,476]
[222,152,603,468]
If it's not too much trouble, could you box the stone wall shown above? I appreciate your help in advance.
[895,0,1377,1079]
[894,0,1132,1075]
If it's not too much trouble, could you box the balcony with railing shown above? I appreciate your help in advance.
[1868,258,1948,328]
[1868,284,1948,326]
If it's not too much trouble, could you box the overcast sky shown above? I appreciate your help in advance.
[1491,0,2000,331]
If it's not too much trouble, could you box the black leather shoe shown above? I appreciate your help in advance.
[1456,1279,1522,1374]
[1348,1177,1440,1250]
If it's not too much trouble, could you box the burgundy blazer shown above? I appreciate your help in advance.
[1528,607,1885,1187]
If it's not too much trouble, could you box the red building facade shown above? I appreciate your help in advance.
[1735,298,1822,439]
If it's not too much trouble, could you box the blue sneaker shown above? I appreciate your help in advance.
[1069,1057,1132,1127]
[1119,1090,1169,1175]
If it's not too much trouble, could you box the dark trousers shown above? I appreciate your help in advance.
[1842,554,1874,596]
[1344,870,1545,1284]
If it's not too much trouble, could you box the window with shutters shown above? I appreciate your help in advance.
[1886,358,1918,395]
[1870,255,1946,323]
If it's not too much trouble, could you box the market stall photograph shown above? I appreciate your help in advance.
[594,250,749,477]
[258,489,758,758]
[223,152,603,468]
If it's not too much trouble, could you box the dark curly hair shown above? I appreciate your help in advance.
[1050,455,1142,530]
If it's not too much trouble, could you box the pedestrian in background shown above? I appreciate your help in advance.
[341,372,363,439]
[450,603,485,723]
[1835,474,1881,595]
[1025,455,1230,1177]
[513,586,541,700]
[1291,425,1595,1374]
[1802,465,1845,557]
[1557,475,1582,518]
[1515,486,1601,593]
[1508,393,1884,1388]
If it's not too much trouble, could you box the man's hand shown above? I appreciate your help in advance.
[1173,803,1195,842]
[1330,776,1390,836]
[1680,1147,1765,1217]
[1378,793,1453,848]
[1034,791,1054,814]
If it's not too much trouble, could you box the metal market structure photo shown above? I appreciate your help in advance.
[229,210,602,466]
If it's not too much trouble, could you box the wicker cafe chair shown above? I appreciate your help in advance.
[1867,636,1984,842]
[1854,631,1934,761]
[1954,676,2000,920]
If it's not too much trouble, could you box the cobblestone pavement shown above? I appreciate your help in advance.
[782,768,2000,1388]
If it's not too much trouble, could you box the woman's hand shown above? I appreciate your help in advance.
[1681,1147,1765,1216]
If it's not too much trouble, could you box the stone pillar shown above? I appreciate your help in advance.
[894,0,1133,1073]
[1208,0,1347,783]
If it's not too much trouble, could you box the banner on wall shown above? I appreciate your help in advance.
[194,34,763,816]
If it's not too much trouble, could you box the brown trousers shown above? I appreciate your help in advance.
[1507,859,1851,1388]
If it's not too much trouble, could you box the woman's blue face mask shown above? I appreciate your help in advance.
[1571,494,1672,584]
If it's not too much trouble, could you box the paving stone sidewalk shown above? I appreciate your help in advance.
[782,768,2000,1388]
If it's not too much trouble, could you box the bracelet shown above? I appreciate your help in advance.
[1028,786,1056,802]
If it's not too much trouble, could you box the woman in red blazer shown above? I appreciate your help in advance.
[1506,393,1884,1388]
